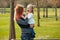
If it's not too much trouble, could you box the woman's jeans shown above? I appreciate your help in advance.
[28,28,35,38]
[21,28,34,40]
[16,20,35,40]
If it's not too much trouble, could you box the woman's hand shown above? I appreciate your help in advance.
[21,14,28,19]
[21,15,25,18]
[30,24,34,28]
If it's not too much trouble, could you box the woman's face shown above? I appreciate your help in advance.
[17,7,24,14]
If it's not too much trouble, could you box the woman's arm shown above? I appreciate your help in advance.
[14,9,16,21]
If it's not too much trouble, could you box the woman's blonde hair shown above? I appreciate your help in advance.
[14,4,24,20]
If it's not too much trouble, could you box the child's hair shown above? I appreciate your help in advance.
[15,4,24,20]
[27,4,34,13]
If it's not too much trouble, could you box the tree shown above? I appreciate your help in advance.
[37,0,40,26]
[46,8,48,18]
[2,0,7,13]
[9,0,16,40]
[43,8,45,17]
[55,8,58,20]
[45,0,49,18]
[39,0,49,18]
[50,0,58,20]
[0,0,8,14]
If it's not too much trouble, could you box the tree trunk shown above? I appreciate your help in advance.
[37,0,40,26]
[43,8,45,17]
[2,8,3,14]
[37,7,40,26]
[55,8,58,21]
[46,8,48,18]
[9,0,16,40]
[3,8,6,14]
[0,8,2,14]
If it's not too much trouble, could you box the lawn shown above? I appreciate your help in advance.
[0,8,60,40]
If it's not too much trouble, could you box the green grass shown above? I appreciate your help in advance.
[0,8,60,40]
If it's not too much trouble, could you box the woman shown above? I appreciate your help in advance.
[14,4,34,40]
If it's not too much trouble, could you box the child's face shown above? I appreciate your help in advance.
[27,7,32,12]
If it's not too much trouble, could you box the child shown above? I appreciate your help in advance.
[26,4,35,37]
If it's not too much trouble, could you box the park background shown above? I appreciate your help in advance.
[0,0,60,40]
